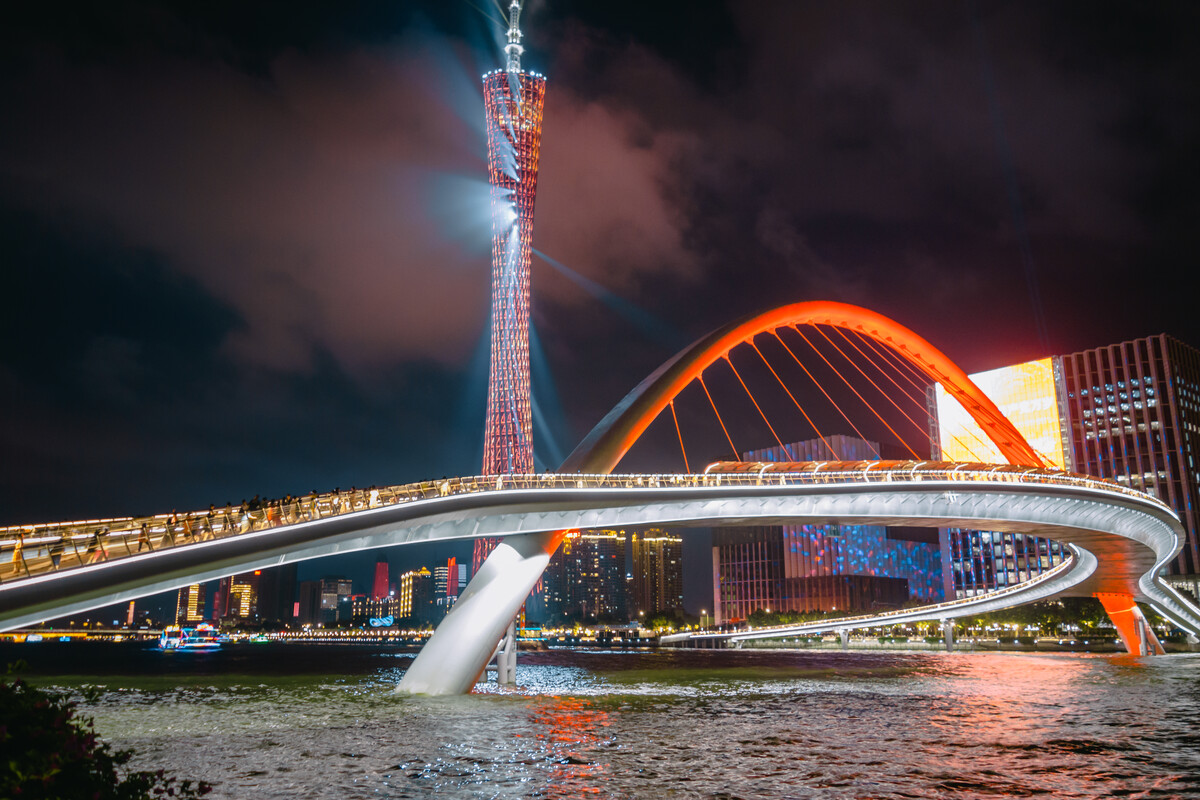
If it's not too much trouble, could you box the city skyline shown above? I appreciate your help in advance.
[2,2,1198,611]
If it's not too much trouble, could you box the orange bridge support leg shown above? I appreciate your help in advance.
[1095,592,1166,656]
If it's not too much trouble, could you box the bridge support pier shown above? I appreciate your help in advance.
[839,629,849,650]
[490,620,518,686]
[1095,592,1165,656]
[396,529,564,695]
[941,619,955,652]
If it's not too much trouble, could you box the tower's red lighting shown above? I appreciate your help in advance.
[475,66,547,575]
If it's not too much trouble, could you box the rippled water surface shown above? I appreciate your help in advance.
[9,643,1200,798]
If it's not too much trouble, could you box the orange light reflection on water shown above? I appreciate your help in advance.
[524,696,612,796]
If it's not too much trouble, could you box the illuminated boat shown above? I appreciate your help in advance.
[158,623,222,651]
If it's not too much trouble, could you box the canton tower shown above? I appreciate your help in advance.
[475,0,547,573]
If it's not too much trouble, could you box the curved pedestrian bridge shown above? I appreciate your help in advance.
[3,461,1199,641]
[662,552,1082,646]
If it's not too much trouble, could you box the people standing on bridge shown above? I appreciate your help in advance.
[10,532,25,574]
[85,529,105,563]
[48,537,64,569]
[163,513,177,547]
[136,522,150,552]
[202,506,215,540]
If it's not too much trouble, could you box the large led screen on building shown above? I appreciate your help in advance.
[935,357,1066,467]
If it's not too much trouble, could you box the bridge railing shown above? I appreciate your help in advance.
[0,462,1170,585]
[676,550,1080,641]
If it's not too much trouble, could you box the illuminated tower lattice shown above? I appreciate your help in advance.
[476,1,547,573]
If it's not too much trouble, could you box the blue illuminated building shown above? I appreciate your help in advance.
[712,435,942,624]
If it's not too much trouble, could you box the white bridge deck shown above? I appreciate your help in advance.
[3,462,1199,637]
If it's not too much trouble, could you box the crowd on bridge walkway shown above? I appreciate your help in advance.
[0,486,395,584]
[0,463,1151,587]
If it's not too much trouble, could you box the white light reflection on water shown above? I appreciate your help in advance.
[26,647,1200,799]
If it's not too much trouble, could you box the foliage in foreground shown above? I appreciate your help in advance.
[0,667,211,799]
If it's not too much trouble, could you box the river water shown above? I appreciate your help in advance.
[7,642,1200,798]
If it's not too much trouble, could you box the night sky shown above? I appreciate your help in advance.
[2,2,1198,613]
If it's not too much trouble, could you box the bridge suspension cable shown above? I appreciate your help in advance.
[723,354,787,453]
[697,374,740,461]
[770,329,877,458]
[669,401,690,473]
[817,325,933,447]
[748,339,833,457]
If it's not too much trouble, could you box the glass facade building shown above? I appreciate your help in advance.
[933,335,1200,598]
[433,557,468,616]
[712,436,942,624]
[1060,335,1200,583]
[931,359,1072,599]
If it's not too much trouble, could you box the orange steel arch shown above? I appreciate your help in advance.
[559,301,1046,474]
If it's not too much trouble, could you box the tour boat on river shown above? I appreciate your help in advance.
[158,623,222,651]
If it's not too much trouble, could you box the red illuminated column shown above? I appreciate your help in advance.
[1095,592,1165,655]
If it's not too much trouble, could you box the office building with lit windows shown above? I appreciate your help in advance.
[630,530,683,616]
[398,567,435,625]
[212,572,259,621]
[175,583,205,623]
[542,530,627,621]
[352,595,402,624]
[1060,335,1200,587]
[932,335,1200,599]
[433,557,468,615]
[712,436,942,624]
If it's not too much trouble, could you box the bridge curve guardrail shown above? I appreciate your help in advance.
[662,551,1080,643]
[0,461,1173,587]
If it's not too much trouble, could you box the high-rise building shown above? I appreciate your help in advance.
[175,584,205,624]
[398,567,435,625]
[433,557,468,616]
[371,556,390,601]
[542,530,627,621]
[227,572,259,619]
[712,436,943,624]
[256,564,296,625]
[1060,335,1200,582]
[932,337,1200,599]
[296,580,323,626]
[475,0,548,575]
[930,358,1072,599]
[212,572,262,622]
[630,530,683,616]
[293,577,350,626]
